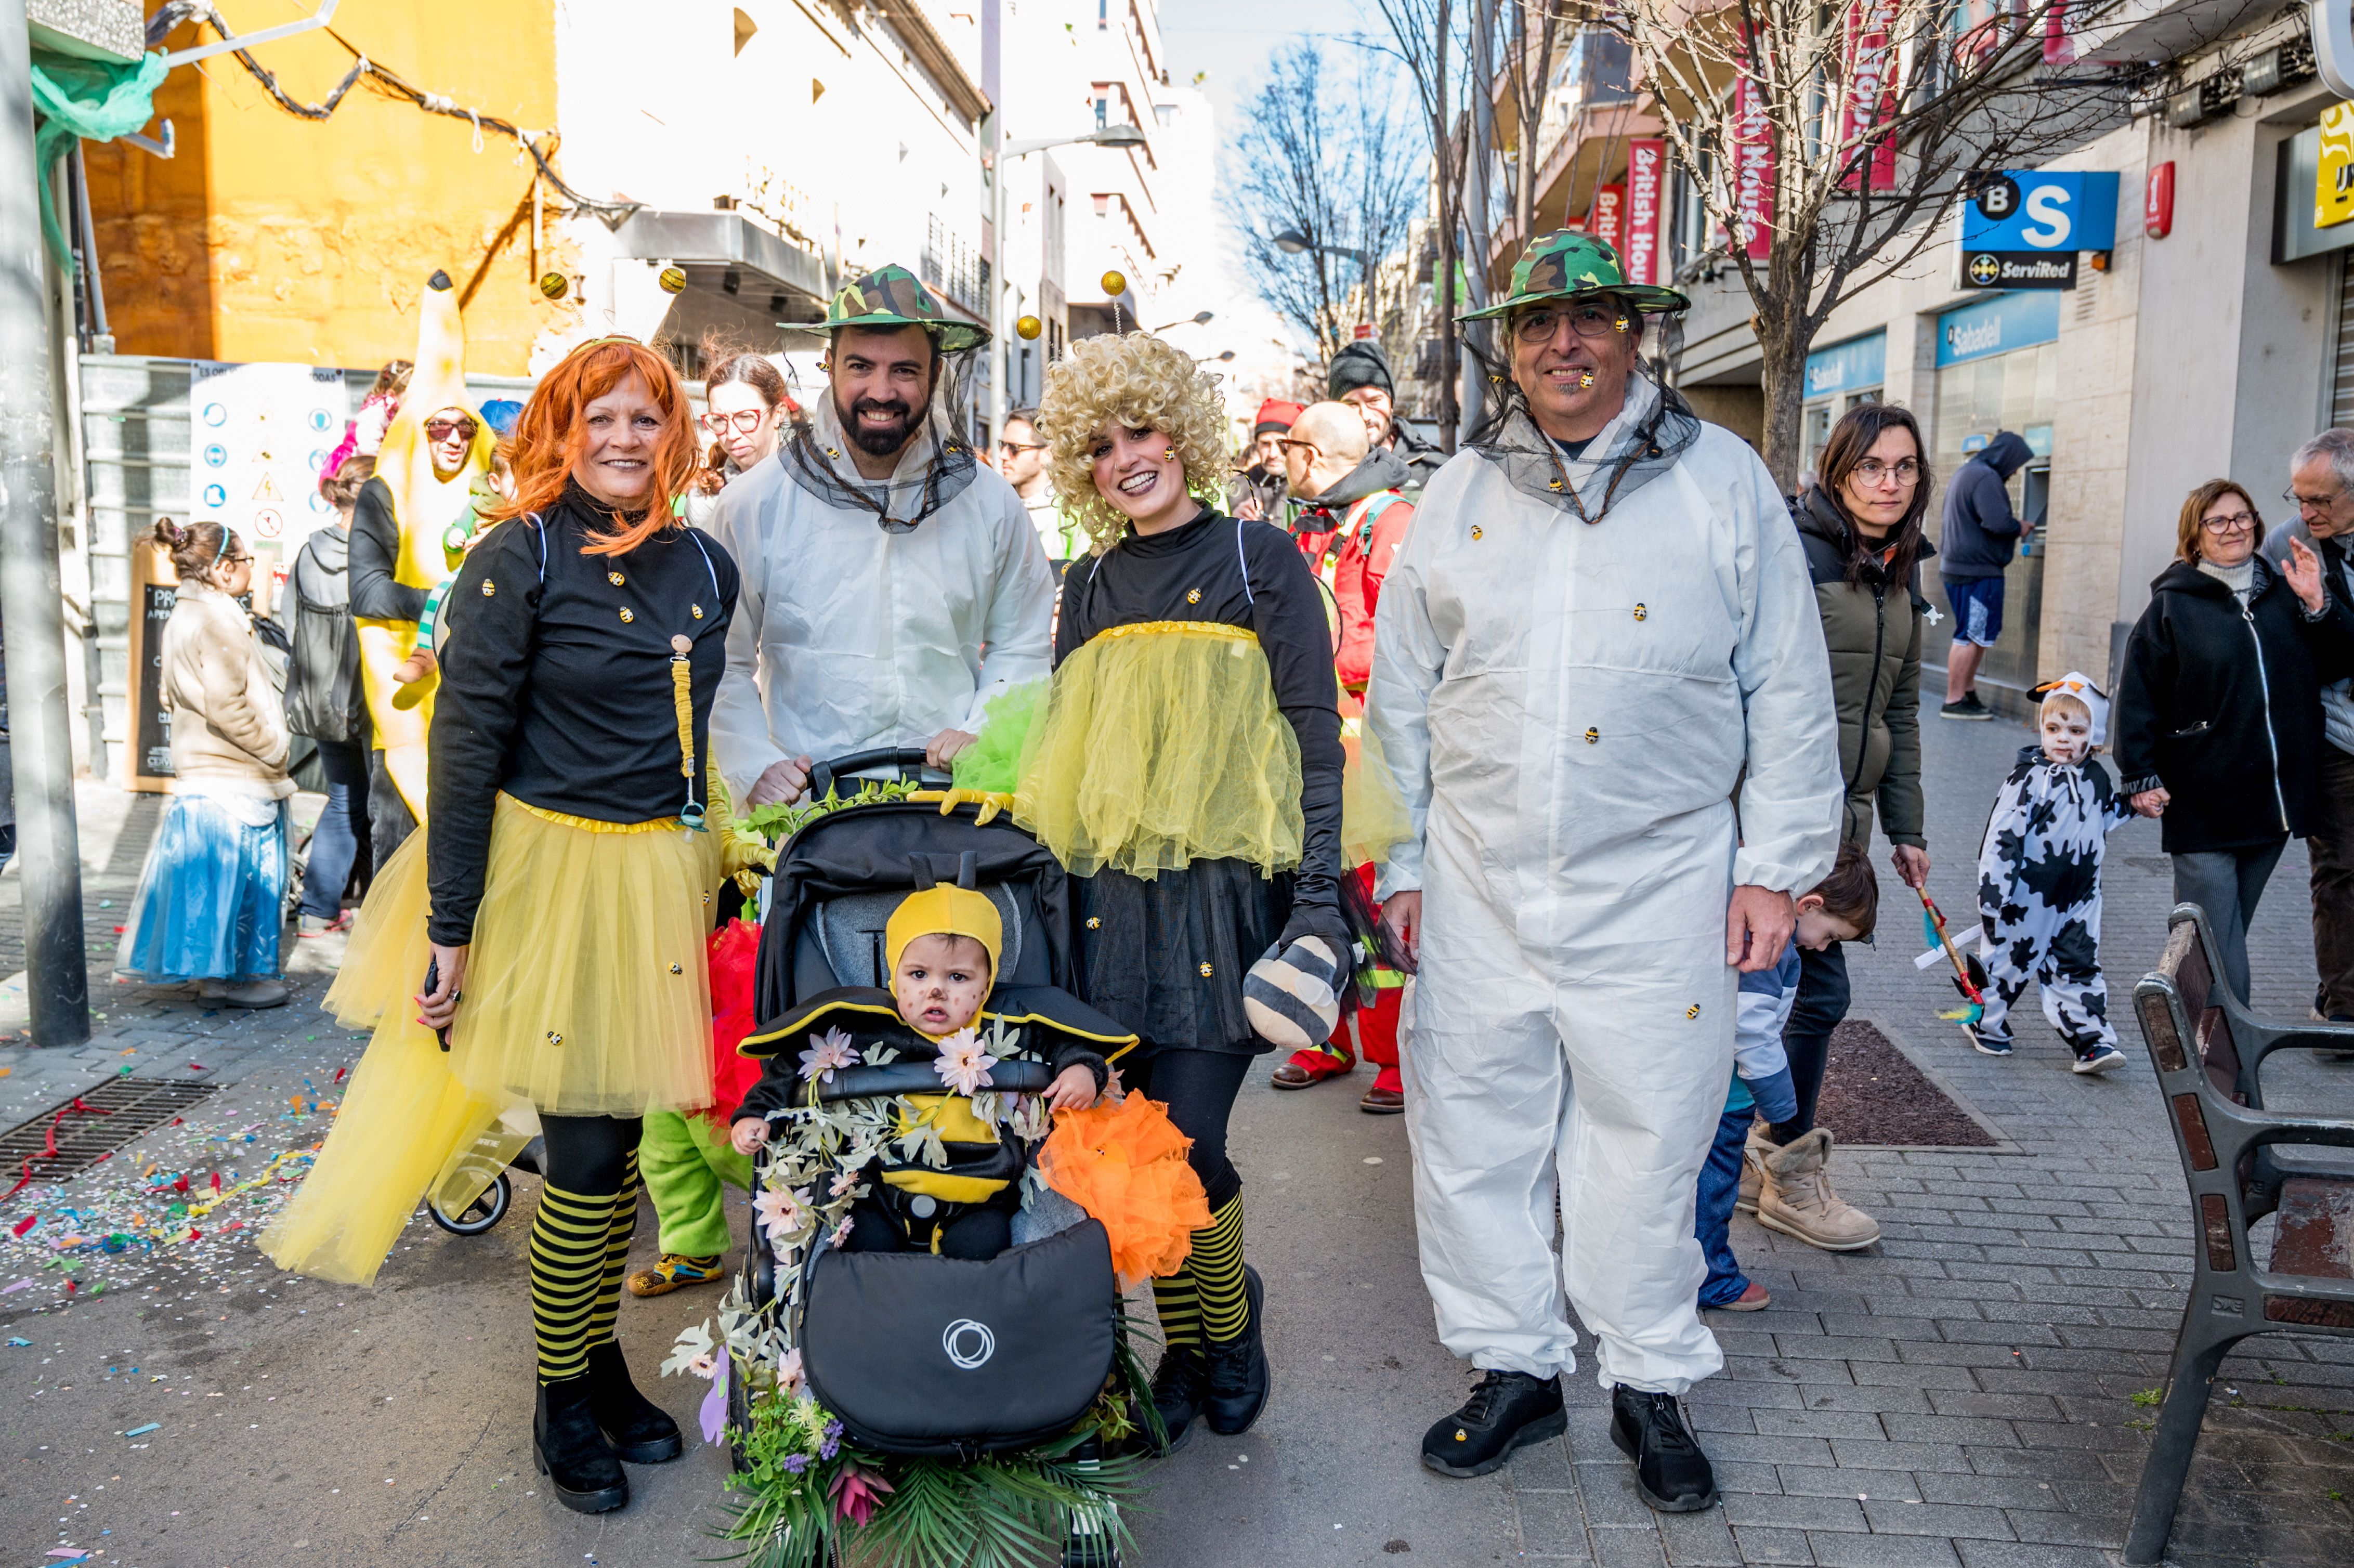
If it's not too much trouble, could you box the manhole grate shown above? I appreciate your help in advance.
[0,1077,223,1186]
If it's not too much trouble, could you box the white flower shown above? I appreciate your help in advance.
[932,1028,994,1095]
[776,1347,805,1395]
[799,1027,857,1082]
[687,1352,717,1379]
[752,1184,809,1244]
[661,1321,715,1379]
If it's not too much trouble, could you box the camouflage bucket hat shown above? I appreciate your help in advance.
[825,263,989,353]
[1459,230,1689,322]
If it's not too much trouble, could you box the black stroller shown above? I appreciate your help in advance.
[709,751,1149,1568]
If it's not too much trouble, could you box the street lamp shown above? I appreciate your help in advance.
[990,121,1149,444]
[1153,310,1214,331]
[1273,229,1372,265]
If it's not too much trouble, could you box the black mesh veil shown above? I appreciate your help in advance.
[781,335,984,533]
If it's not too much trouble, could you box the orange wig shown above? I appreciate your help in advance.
[492,338,699,556]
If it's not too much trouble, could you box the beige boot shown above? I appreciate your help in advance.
[1736,1125,1770,1214]
[1756,1129,1880,1251]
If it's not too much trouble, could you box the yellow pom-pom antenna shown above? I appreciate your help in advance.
[1016,315,1043,341]
[538,271,569,300]
[1101,270,1127,297]
[658,266,688,295]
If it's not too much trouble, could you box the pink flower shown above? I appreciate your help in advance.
[752,1185,808,1245]
[776,1347,805,1394]
[828,1169,861,1199]
[830,1460,895,1525]
[830,1217,855,1248]
[931,1028,993,1096]
[800,1026,857,1082]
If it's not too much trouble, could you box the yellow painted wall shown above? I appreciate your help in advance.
[86,1,575,374]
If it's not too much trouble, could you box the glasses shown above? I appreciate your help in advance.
[1512,301,1632,344]
[998,439,1045,456]
[2286,485,2345,512]
[702,409,769,435]
[2202,511,2257,533]
[219,553,254,568]
[1276,438,1321,455]
[1852,458,1921,488]
[423,418,479,441]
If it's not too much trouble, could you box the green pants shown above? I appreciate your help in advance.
[638,1109,754,1258]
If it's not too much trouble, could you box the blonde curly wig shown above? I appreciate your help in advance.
[1037,332,1231,554]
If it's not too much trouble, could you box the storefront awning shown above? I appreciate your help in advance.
[612,211,830,313]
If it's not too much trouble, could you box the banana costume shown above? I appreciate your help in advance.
[357,271,493,824]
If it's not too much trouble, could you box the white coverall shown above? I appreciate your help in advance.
[1367,422,1841,1395]
[706,396,1058,804]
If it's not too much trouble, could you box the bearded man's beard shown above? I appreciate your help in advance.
[840,391,920,456]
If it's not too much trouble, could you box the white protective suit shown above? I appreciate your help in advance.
[1367,411,1841,1396]
[707,396,1058,805]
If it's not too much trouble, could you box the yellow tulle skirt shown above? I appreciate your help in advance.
[1014,621,1304,879]
[261,794,722,1286]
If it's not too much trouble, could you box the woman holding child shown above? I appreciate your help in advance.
[1019,330,1354,1451]
[263,337,740,1518]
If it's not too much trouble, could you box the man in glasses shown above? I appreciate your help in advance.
[997,409,1081,568]
[2265,428,2354,1025]
[1365,230,1839,1513]
[1228,398,1301,522]
[1328,339,1444,496]
[708,265,1054,809]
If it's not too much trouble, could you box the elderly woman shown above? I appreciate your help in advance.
[2114,479,2352,1002]
[1023,330,1349,1451]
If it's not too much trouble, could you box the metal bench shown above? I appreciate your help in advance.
[2125,904,2354,1565]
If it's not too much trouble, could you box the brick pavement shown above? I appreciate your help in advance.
[1485,704,2354,1567]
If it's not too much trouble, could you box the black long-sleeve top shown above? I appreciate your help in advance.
[426,491,740,944]
[1054,507,1348,945]
[349,478,428,624]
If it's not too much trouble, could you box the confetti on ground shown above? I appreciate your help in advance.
[122,1422,160,1436]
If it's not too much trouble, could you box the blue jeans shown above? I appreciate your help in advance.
[299,738,371,919]
[1695,1105,1755,1308]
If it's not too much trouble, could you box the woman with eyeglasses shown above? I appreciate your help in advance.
[2114,479,2353,1003]
[117,519,294,1008]
[683,349,791,531]
[1737,404,1938,1265]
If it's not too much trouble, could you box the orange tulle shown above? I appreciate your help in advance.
[1039,1094,1212,1290]
[705,918,764,1128]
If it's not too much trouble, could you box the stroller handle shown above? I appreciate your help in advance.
[803,1057,1056,1105]
[807,747,939,802]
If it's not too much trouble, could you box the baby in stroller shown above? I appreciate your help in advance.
[729,883,1127,1259]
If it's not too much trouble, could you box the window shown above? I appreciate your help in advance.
[1097,0,1107,28]
[1094,95,1108,129]
[1155,103,1177,128]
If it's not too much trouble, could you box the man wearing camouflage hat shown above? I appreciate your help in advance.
[1366,232,1840,1510]
[709,265,1056,810]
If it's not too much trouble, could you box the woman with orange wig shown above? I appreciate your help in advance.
[261,338,740,1517]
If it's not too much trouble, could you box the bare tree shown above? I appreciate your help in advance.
[1600,0,2139,487]
[1499,1,1566,254]
[1363,0,1466,447]
[1231,44,1429,368]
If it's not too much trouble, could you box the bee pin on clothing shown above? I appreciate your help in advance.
[481,580,496,597]
[608,571,625,586]
[1685,1004,1701,1021]
[1584,727,1599,744]
[1633,604,1647,621]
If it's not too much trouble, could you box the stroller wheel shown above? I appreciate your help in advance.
[1061,1537,1121,1568]
[426,1172,512,1235]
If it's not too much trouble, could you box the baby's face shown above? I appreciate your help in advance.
[2041,709,2091,765]
[892,933,991,1037]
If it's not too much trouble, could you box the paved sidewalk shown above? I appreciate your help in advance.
[2,714,2350,1566]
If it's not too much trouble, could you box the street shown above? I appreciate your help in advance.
[4,700,2351,1567]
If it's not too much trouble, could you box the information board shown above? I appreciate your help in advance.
[188,361,349,567]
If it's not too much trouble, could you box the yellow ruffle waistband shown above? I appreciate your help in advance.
[508,795,684,833]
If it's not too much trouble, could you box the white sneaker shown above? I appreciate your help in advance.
[2071,1043,2126,1075]
[198,977,289,1009]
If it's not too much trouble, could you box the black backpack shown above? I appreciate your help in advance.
[284,529,366,744]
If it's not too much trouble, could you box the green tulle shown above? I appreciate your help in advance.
[951,678,1049,795]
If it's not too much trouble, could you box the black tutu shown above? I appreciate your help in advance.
[1075,857,1290,1055]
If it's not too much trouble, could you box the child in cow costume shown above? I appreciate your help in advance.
[1971,675,2133,1073]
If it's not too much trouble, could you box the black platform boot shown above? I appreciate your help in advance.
[1610,1384,1719,1512]
[1201,1265,1268,1436]
[585,1341,684,1464]
[1142,1345,1207,1455]
[535,1375,629,1513]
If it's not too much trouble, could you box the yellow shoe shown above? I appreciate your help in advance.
[624,1252,725,1298]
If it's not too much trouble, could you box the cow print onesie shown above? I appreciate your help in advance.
[1974,744,2135,1055]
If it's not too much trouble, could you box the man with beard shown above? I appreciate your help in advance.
[709,266,1056,809]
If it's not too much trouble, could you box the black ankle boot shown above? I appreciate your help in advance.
[535,1374,629,1513]
[1420,1369,1565,1478]
[585,1341,683,1464]
[1201,1265,1268,1436]
[1143,1345,1207,1454]
[1610,1384,1719,1512]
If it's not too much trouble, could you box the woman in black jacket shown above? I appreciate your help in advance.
[2113,479,2350,1002]
[285,458,375,933]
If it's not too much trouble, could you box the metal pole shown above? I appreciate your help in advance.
[0,0,93,1048]
[989,122,1009,456]
[1460,0,1500,432]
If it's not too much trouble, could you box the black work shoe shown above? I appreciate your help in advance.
[1202,1265,1270,1436]
[1420,1369,1566,1478]
[1610,1385,1719,1512]
[1143,1345,1206,1454]
[535,1374,629,1513]
[585,1341,684,1464]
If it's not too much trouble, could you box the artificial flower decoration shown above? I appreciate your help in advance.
[800,1026,857,1082]
[931,1027,995,1095]
[830,1460,896,1525]
[753,1184,810,1246]
[661,1320,716,1378]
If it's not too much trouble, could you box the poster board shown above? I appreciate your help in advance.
[122,541,179,792]
[189,360,349,585]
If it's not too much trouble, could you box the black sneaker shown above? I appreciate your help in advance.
[1142,1346,1206,1454]
[1941,694,1994,721]
[1420,1370,1566,1478]
[1610,1386,1719,1512]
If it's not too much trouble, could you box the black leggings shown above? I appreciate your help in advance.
[1124,1049,1251,1210]
[540,1113,644,1192]
[1770,942,1849,1144]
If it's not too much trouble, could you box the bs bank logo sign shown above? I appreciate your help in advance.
[1961,171,2120,253]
